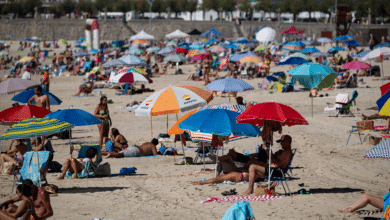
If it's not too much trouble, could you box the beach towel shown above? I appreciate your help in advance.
[222,201,255,220]
[200,195,282,204]
[382,192,390,220]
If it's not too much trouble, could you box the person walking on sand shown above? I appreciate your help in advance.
[28,86,50,111]
[94,96,112,147]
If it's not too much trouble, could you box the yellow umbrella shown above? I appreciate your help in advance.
[239,55,262,64]
[19,57,34,63]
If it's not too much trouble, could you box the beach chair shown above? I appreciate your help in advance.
[324,91,358,117]
[193,144,217,164]
[265,148,297,196]
[336,73,358,89]
[65,145,102,178]
[12,151,50,193]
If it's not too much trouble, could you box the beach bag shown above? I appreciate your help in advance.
[356,120,374,131]
[382,192,390,220]
[255,181,277,196]
[369,135,382,145]
[96,162,111,177]
[47,161,62,173]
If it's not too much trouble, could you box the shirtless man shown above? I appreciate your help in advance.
[0,139,27,168]
[57,53,64,66]
[105,138,159,158]
[0,179,53,219]
[263,49,272,77]
[28,86,50,111]
[51,53,57,69]
[242,135,293,195]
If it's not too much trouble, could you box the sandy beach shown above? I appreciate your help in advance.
[0,40,389,220]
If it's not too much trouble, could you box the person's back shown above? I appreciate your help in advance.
[138,139,159,156]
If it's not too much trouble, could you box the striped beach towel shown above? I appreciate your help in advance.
[200,195,282,204]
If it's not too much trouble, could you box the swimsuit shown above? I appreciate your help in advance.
[99,109,109,126]
[119,146,140,157]
[239,173,247,182]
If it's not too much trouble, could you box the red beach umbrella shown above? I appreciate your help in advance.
[380,83,390,96]
[191,54,212,61]
[176,48,188,54]
[0,105,51,124]
[236,102,308,127]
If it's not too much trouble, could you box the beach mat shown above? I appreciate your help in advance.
[201,195,282,204]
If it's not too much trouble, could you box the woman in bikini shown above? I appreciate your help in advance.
[107,128,128,153]
[203,51,212,85]
[94,96,112,147]
[0,184,34,220]
[57,146,99,179]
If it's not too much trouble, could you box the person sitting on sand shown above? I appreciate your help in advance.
[0,179,54,220]
[334,72,350,87]
[338,194,385,213]
[101,128,128,154]
[362,114,390,133]
[73,79,94,96]
[0,183,34,220]
[1,139,27,168]
[105,138,159,158]
[126,84,155,95]
[242,135,293,195]
[58,146,98,179]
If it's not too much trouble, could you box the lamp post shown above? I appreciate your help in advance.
[218,8,222,22]
[167,7,171,20]
[149,0,153,34]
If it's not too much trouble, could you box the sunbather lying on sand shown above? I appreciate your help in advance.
[105,138,159,158]
[191,172,250,185]
[338,194,384,213]
[362,114,390,133]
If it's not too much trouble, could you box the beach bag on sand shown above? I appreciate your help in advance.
[356,120,374,131]
[255,181,277,196]
[96,163,111,177]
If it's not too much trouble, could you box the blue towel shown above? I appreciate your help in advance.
[222,201,254,220]
[105,141,114,152]
[382,192,390,219]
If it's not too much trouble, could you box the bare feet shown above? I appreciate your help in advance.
[57,177,64,180]
[337,207,353,213]
[105,154,111,159]
[242,189,253,196]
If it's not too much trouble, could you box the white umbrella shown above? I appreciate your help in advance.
[255,27,277,43]
[362,47,390,84]
[130,30,155,41]
[166,29,189,39]
[317,37,332,44]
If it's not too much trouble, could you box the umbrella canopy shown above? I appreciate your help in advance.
[44,109,102,126]
[164,54,187,63]
[288,63,336,90]
[209,45,226,53]
[119,55,147,66]
[362,47,390,62]
[341,61,372,70]
[374,42,390,49]
[278,57,310,66]
[178,109,261,137]
[224,44,240,49]
[72,52,90,57]
[135,86,213,117]
[317,37,332,44]
[201,28,223,37]
[364,139,390,159]
[12,89,62,105]
[355,50,370,58]
[0,78,37,95]
[376,91,390,111]
[146,46,160,53]
[288,52,311,61]
[0,105,51,123]
[279,25,304,34]
[254,46,269,52]
[300,47,320,54]
[191,54,212,61]
[343,40,361,46]
[58,39,67,45]
[102,59,127,67]
[0,118,74,141]
[328,46,346,53]
[236,102,308,127]
[78,37,86,42]
[380,83,390,96]
[130,30,155,41]
[282,42,305,51]
[131,40,147,45]
[239,55,262,64]
[19,57,34,63]
[205,78,254,92]
[188,29,202,35]
[129,48,144,55]
[344,35,354,40]
[311,52,332,57]
[334,36,348,41]
[189,44,203,50]
[229,52,257,62]
[117,72,152,84]
[236,39,249,44]
[158,47,176,56]
[256,27,277,42]
[175,48,188,54]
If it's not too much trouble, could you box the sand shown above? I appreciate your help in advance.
[0,40,389,220]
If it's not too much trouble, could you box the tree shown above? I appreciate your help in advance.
[220,0,236,21]
[95,0,113,12]
[58,0,76,18]
[77,0,94,14]
[201,0,219,19]
[152,0,165,16]
[22,0,42,17]
[185,0,198,20]
[134,0,149,17]
[164,0,184,18]
[115,0,132,21]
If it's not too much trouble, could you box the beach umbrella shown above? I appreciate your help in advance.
[18,57,34,63]
[72,52,90,57]
[58,39,67,45]
[328,46,346,53]
[362,47,390,84]
[131,40,147,45]
[78,37,85,42]
[12,89,62,105]
[288,52,311,61]
[208,38,220,44]
[254,46,269,52]
[364,139,390,159]
[237,39,249,44]
[380,83,390,96]
[341,61,372,70]
[300,47,320,54]
[179,42,189,48]
[282,42,305,51]
[344,35,355,40]
[188,50,199,56]
[201,28,223,37]
[219,57,229,69]
[317,37,332,44]
[355,50,370,58]
[115,72,152,84]
[334,36,348,41]
[114,67,148,78]
[288,63,336,116]
[146,47,160,54]
[311,52,332,57]
[376,91,390,112]
[119,55,147,66]
[0,51,9,56]
[5,35,12,39]
[224,44,240,49]
[239,55,262,64]
[129,48,144,55]
[255,27,277,42]
[44,109,101,127]
[229,52,257,62]
[191,54,212,61]
[175,48,188,54]
[301,40,314,46]
[343,40,361,46]
[0,105,51,125]
[164,54,188,63]
[0,118,73,141]
[189,44,203,50]
[374,42,390,49]
[0,78,38,95]
[209,45,226,53]
[205,78,254,102]
[278,57,309,66]
[158,47,175,56]
[102,59,127,68]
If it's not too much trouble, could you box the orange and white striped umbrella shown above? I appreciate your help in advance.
[131,40,147,45]
[239,55,262,63]
[135,86,213,117]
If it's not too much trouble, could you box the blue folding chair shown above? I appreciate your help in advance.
[65,145,102,178]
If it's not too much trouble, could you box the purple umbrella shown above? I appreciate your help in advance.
[0,78,38,95]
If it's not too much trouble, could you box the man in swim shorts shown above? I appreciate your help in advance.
[105,138,159,158]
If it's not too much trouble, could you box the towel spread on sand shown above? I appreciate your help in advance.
[200,195,282,204]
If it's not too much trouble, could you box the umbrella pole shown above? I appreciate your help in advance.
[167,115,168,134]
[268,144,271,190]
[215,146,219,178]
[203,142,205,171]
[150,116,153,138]
[382,61,384,85]
[311,96,313,117]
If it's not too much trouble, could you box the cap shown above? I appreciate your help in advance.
[276,135,292,144]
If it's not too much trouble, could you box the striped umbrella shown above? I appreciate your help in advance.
[364,139,390,159]
[115,67,147,76]
[287,52,311,61]
[129,48,144,55]
[119,55,146,66]
[102,59,127,67]
[219,57,229,69]
[282,42,305,51]
[19,57,34,63]
[209,45,226,53]
[131,40,147,45]
[0,118,73,141]
[239,55,262,64]
[254,46,269,52]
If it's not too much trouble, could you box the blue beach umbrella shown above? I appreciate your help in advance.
[237,39,249,44]
[311,52,332,57]
[102,59,127,67]
[158,47,175,56]
[343,40,361,46]
[12,89,62,105]
[328,46,346,53]
[278,57,310,66]
[300,47,320,54]
[374,42,390,49]
[334,36,348,41]
[91,49,99,54]
[179,42,189,48]
[356,50,370,58]
[224,44,240,49]
[201,28,223,37]
[44,109,102,126]
[178,109,261,137]
[129,48,144,55]
[344,35,355,40]
[119,55,146,66]
[78,37,86,42]
[72,52,90,57]
[205,78,254,92]
[189,44,203,50]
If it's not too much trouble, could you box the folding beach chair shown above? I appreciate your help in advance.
[336,73,358,89]
[324,91,358,117]
[12,151,50,193]
[65,145,102,178]
[265,148,297,196]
